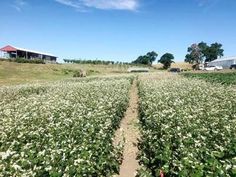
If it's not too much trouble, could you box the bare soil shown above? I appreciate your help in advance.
[113,79,140,177]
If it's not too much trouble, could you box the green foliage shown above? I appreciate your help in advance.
[185,42,224,64]
[138,77,236,177]
[158,53,174,69]
[204,43,224,62]
[72,70,86,77]
[13,58,45,64]
[87,69,100,75]
[182,72,236,85]
[147,51,158,64]
[62,69,74,75]
[185,44,203,64]
[0,77,133,176]
[132,51,158,65]
[72,71,82,77]
[63,59,131,65]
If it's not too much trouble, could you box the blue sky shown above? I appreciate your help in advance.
[0,0,236,63]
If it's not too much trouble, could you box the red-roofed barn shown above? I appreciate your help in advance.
[0,45,57,63]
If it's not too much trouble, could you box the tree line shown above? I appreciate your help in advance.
[64,41,224,70]
[132,51,174,69]
[132,41,224,69]
[64,59,131,65]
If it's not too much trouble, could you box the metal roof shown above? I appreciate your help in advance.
[0,45,17,52]
[0,45,57,57]
[210,56,236,62]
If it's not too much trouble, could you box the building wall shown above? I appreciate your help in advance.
[208,59,236,69]
[2,51,57,63]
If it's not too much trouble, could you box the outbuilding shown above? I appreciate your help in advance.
[127,67,150,73]
[207,57,236,69]
[0,45,57,63]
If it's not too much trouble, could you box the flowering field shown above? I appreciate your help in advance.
[0,77,132,176]
[138,76,236,176]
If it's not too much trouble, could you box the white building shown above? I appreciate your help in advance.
[127,67,149,72]
[208,57,236,69]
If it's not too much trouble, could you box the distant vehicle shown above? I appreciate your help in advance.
[204,66,223,71]
[199,65,205,70]
[230,64,236,69]
[169,68,181,73]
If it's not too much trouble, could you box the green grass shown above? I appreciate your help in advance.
[182,71,236,85]
[0,60,133,85]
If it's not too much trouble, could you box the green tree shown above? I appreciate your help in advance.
[132,51,158,65]
[146,51,158,64]
[204,43,224,62]
[158,53,175,69]
[185,44,203,64]
[185,42,224,64]
[185,54,195,64]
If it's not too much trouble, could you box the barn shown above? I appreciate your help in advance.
[0,45,57,63]
[208,57,236,69]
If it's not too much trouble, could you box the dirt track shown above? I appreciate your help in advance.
[113,79,140,177]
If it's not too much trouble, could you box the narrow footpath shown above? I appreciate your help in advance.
[113,79,140,177]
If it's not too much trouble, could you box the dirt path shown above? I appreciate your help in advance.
[113,79,140,177]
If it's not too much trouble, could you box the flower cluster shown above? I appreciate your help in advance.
[0,77,132,176]
[138,75,236,177]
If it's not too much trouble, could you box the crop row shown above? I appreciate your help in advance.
[0,77,132,177]
[138,76,236,177]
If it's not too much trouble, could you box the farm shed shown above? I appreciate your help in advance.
[0,45,57,63]
[207,57,236,69]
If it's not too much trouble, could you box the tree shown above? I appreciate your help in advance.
[133,56,150,65]
[185,42,224,64]
[158,53,174,69]
[204,43,224,62]
[185,54,195,64]
[132,51,158,65]
[146,51,158,64]
[185,44,203,64]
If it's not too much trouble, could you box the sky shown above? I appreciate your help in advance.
[0,0,236,63]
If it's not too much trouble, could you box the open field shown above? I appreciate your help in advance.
[0,72,235,176]
[137,73,236,176]
[0,61,191,86]
[0,76,132,176]
[0,60,134,85]
[182,71,236,85]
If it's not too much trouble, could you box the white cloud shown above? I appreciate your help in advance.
[12,0,27,12]
[55,0,139,11]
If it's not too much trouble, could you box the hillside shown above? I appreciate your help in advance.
[0,60,131,85]
[154,62,193,70]
[0,60,192,86]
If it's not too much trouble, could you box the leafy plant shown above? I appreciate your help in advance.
[182,72,236,85]
[14,58,45,64]
[0,76,133,176]
[137,76,236,176]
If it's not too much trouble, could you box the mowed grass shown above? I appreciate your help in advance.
[0,60,130,85]
[182,71,236,85]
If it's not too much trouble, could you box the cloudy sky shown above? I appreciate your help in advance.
[0,0,236,62]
